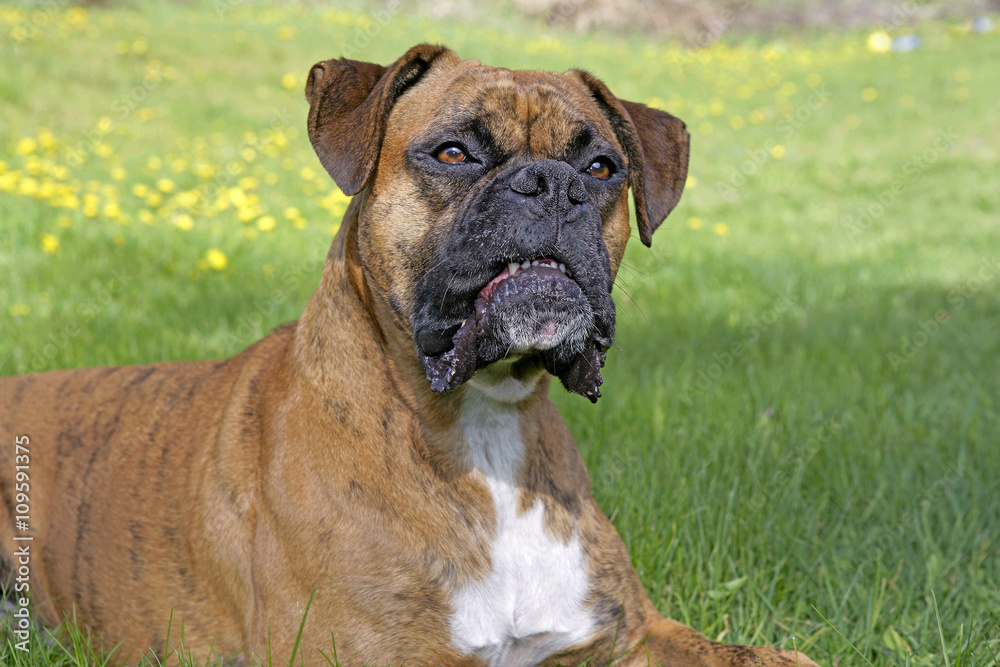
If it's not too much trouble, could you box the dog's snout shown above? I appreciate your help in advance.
[508,160,588,220]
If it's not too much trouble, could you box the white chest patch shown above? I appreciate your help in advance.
[450,387,595,666]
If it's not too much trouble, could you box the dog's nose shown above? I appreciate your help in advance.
[509,160,589,217]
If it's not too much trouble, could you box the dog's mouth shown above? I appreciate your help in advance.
[417,256,609,402]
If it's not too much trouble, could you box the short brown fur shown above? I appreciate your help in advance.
[0,45,817,666]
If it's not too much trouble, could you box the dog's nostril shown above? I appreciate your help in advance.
[567,177,587,206]
[510,169,542,196]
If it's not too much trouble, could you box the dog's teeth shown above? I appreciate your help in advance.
[521,261,531,269]
[531,260,540,267]
[558,263,566,273]
[508,262,520,276]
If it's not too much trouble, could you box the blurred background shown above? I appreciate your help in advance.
[1,1,999,665]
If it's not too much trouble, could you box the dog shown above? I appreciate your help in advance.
[0,44,819,666]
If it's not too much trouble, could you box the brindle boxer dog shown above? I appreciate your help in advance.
[0,45,819,666]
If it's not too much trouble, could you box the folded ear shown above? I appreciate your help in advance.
[570,70,691,247]
[305,44,453,195]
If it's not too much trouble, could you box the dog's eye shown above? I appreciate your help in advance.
[586,159,613,179]
[436,144,467,164]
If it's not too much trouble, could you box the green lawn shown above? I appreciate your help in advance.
[1,2,999,665]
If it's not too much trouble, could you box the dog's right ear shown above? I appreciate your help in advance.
[305,44,453,195]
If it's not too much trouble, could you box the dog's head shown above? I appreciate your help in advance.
[305,44,689,402]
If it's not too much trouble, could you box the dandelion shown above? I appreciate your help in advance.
[281,73,298,90]
[712,223,730,236]
[284,206,301,220]
[174,214,194,230]
[9,304,31,317]
[40,233,59,253]
[300,166,316,181]
[866,31,891,54]
[698,121,713,136]
[15,138,37,155]
[685,175,698,189]
[112,234,125,246]
[132,39,148,55]
[157,178,175,193]
[138,210,154,224]
[861,87,878,102]
[806,73,822,87]
[728,115,745,130]
[243,228,259,240]
[137,107,155,122]
[769,144,786,159]
[111,167,127,181]
[146,192,163,207]
[115,40,129,54]
[262,264,275,275]
[687,216,703,230]
[94,144,113,158]
[132,183,149,197]
[147,156,162,171]
[205,249,228,271]
[257,215,276,232]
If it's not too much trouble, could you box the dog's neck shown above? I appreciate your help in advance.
[293,197,555,467]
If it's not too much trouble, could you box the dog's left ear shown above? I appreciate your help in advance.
[305,44,454,195]
[570,70,691,247]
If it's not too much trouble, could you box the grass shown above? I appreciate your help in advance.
[1,1,999,665]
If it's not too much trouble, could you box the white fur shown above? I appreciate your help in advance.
[450,379,595,666]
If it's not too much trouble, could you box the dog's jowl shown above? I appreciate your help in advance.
[0,45,819,666]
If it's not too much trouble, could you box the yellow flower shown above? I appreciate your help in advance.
[698,121,713,136]
[276,26,297,40]
[806,73,822,87]
[749,109,766,125]
[16,138,37,155]
[955,87,970,101]
[37,129,58,150]
[257,215,276,232]
[112,234,125,246]
[283,206,301,220]
[132,183,149,197]
[238,176,259,190]
[861,87,878,102]
[712,223,730,237]
[300,166,316,181]
[94,143,113,158]
[293,218,307,230]
[157,178,175,193]
[111,167,127,181]
[728,115,745,130]
[281,73,298,90]
[115,40,130,55]
[262,264,275,275]
[769,144,786,159]
[173,214,194,230]
[687,216,703,230]
[9,304,32,317]
[58,215,72,229]
[146,192,163,207]
[684,175,697,189]
[240,147,256,162]
[137,107,155,122]
[866,31,891,54]
[138,210,154,224]
[147,156,162,171]
[40,233,60,253]
[205,249,228,271]
[131,39,148,55]
[176,190,199,208]
[170,158,188,173]
[103,201,121,218]
[243,228,259,240]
